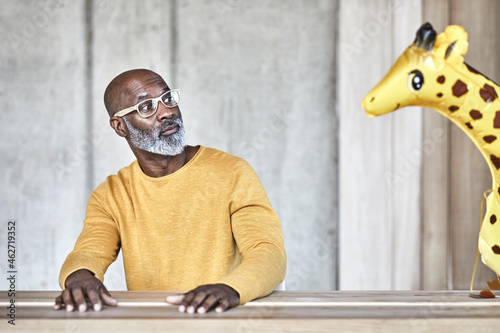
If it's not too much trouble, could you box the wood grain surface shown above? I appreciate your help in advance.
[1,291,499,332]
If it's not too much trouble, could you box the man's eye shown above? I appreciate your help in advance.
[139,101,154,111]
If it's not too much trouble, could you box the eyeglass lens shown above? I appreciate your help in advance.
[137,90,180,117]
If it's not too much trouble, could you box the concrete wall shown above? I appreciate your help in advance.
[0,0,499,292]
[0,0,337,291]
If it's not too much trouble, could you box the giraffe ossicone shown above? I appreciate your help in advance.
[362,22,500,296]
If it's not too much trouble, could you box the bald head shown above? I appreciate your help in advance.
[104,69,168,117]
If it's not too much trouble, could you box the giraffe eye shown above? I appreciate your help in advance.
[408,70,424,92]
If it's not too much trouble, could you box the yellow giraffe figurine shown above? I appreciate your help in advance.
[362,22,500,297]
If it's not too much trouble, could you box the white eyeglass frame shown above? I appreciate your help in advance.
[113,89,180,118]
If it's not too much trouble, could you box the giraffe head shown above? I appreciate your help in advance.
[362,22,469,116]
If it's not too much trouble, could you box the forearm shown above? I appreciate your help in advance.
[59,191,120,289]
[59,252,113,289]
[217,242,286,304]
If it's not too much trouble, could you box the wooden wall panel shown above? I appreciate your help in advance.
[339,0,425,290]
[90,0,175,290]
[392,1,423,290]
[340,0,500,291]
[449,0,499,289]
[176,0,338,290]
[421,0,452,290]
[339,0,394,290]
[0,0,87,290]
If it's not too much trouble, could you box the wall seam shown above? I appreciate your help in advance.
[446,0,453,291]
[418,0,425,291]
[333,0,340,291]
[390,0,396,291]
[85,0,94,194]
[170,0,178,86]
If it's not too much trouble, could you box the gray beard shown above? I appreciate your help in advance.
[123,116,187,156]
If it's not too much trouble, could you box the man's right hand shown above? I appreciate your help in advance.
[54,269,117,312]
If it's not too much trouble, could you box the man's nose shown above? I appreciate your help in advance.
[156,101,178,120]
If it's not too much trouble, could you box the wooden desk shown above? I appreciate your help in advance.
[1,290,499,332]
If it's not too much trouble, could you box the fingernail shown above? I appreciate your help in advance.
[94,303,102,311]
[187,306,195,314]
[215,307,223,313]
[179,305,185,312]
[197,307,206,314]
[54,305,59,310]
[66,305,74,312]
[78,304,86,312]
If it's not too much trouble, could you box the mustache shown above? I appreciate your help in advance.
[159,117,183,132]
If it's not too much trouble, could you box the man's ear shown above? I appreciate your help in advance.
[109,117,128,138]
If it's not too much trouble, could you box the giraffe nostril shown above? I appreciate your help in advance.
[370,97,375,103]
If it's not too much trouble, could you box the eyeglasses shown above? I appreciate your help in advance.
[114,89,181,118]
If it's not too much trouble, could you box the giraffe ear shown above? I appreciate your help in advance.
[414,22,437,51]
[434,25,469,64]
[444,39,469,60]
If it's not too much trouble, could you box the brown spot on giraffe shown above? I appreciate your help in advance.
[469,110,483,120]
[437,92,443,98]
[494,111,500,128]
[448,105,459,112]
[437,75,445,84]
[491,215,497,225]
[480,83,498,103]
[485,84,498,98]
[498,186,500,196]
[491,155,500,169]
[465,122,473,129]
[484,135,497,143]
[493,245,500,255]
[452,80,468,97]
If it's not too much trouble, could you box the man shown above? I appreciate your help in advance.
[54,69,286,314]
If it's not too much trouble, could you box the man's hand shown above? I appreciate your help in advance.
[54,269,117,312]
[165,284,239,314]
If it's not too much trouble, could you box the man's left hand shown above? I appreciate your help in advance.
[165,284,239,313]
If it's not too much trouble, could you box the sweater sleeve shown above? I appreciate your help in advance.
[58,183,120,289]
[216,160,287,304]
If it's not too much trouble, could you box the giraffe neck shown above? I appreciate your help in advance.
[427,62,500,186]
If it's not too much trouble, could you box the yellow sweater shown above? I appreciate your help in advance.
[59,146,286,304]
